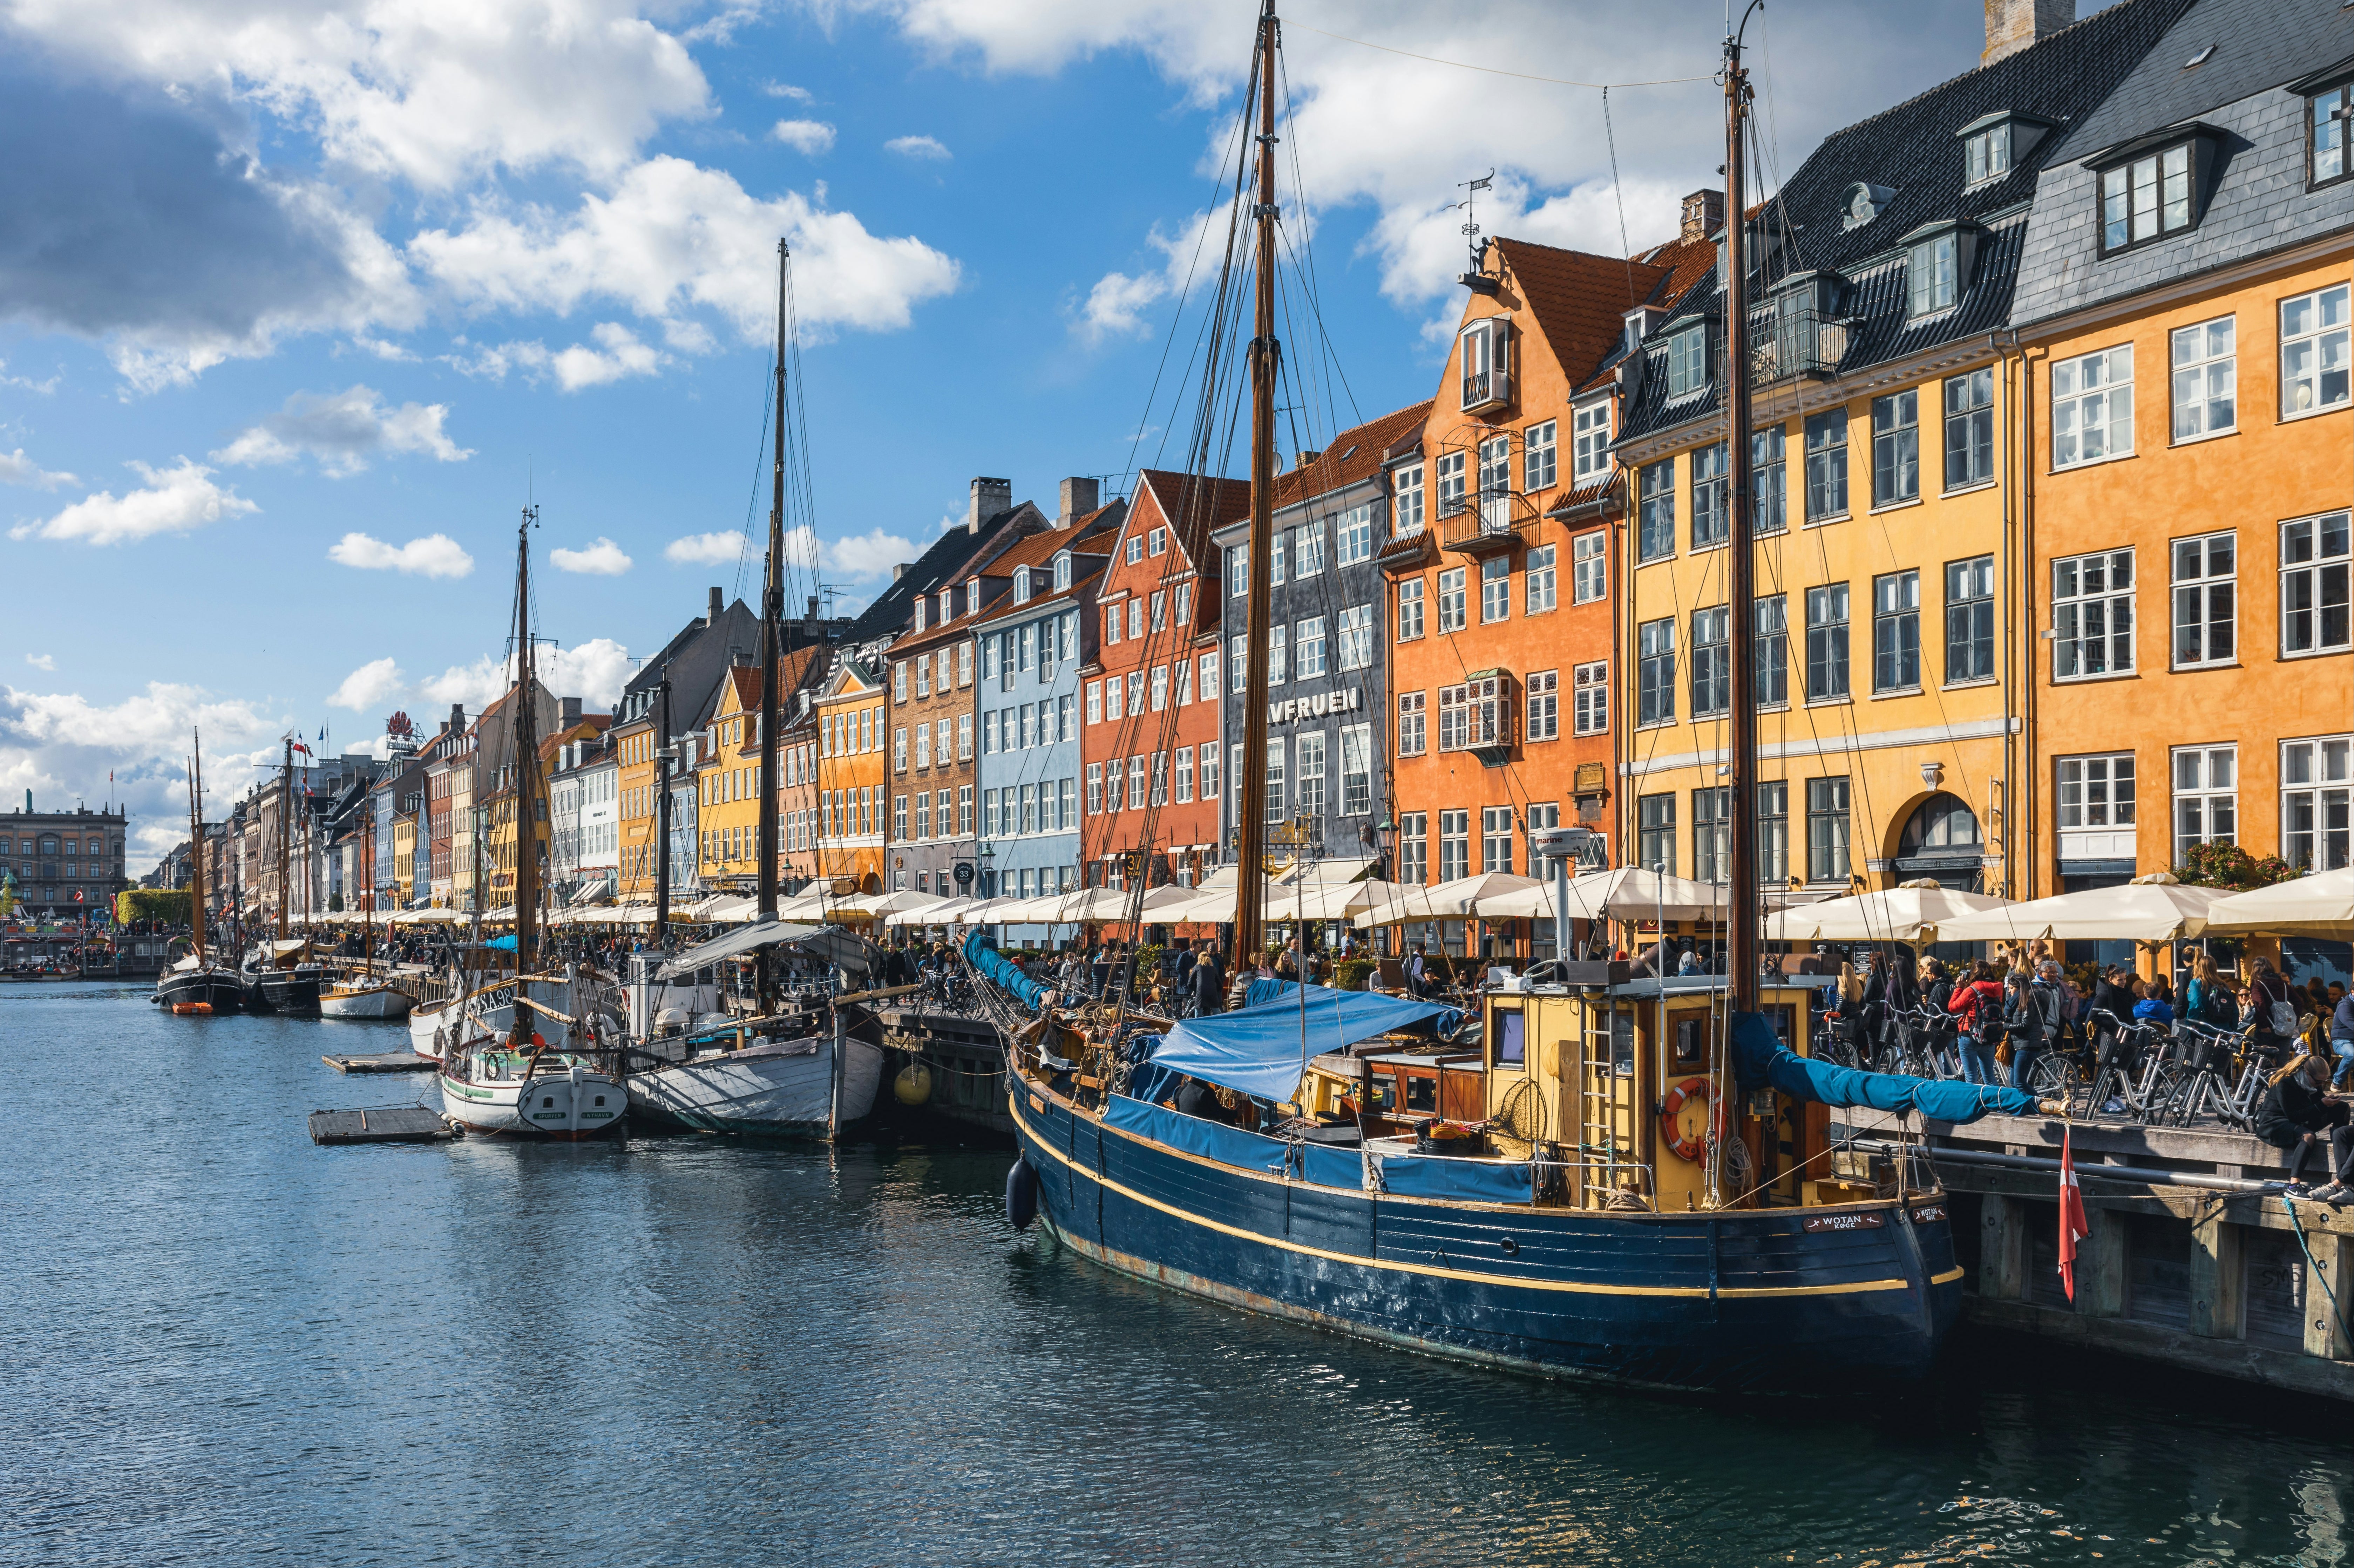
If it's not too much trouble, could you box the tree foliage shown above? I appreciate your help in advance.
[2172,842,2295,891]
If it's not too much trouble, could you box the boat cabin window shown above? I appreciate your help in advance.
[1674,1016,1707,1067]
[1494,1009,1526,1069]
[1365,1077,1397,1112]
[1403,1074,1438,1114]
[1612,1012,1636,1076]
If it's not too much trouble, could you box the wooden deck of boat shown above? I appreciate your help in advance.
[322,1050,437,1074]
[308,1106,458,1144]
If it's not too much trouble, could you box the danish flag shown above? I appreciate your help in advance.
[2058,1124,2090,1302]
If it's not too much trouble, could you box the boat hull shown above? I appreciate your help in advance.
[243,968,323,1015]
[1010,1085,1959,1395]
[156,967,245,1013]
[320,983,414,1020]
[628,1035,884,1137]
[439,1064,627,1139]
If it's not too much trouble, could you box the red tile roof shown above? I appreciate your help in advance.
[1491,237,1673,390]
[1271,400,1435,508]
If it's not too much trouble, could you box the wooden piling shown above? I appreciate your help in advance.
[2190,1204,2246,1341]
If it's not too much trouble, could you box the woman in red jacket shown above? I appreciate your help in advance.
[1947,961,2008,1085]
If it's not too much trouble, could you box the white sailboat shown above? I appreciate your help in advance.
[320,830,413,1020]
[623,243,884,1139]
[436,507,626,1139]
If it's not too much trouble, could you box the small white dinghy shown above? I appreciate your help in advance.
[439,1043,626,1139]
[320,981,413,1020]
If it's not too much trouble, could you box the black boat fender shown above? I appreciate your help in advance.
[1005,1157,1038,1230]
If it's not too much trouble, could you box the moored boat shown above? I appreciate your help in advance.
[440,1041,625,1138]
[319,981,412,1020]
[157,730,241,1015]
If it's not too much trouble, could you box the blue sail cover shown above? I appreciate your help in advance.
[963,932,1051,1013]
[1730,1010,2040,1123]
[1149,981,1460,1103]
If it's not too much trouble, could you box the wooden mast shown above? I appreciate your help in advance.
[509,505,540,1046]
[188,730,206,963]
[755,239,789,1016]
[1231,0,1281,967]
[1724,9,1760,1014]
[276,736,293,941]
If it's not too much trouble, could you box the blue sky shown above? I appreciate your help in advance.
[0,0,2002,864]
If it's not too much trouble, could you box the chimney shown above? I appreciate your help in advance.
[806,594,819,621]
[560,696,582,727]
[892,563,907,582]
[1057,476,1099,528]
[968,476,1012,533]
[1295,450,1322,471]
[708,586,724,625]
[1983,0,2072,65]
[1680,189,1725,244]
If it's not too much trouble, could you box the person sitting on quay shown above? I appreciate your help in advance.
[2332,987,2354,1092]
[2258,1050,2354,1200]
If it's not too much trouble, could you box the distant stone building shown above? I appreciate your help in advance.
[1,797,129,920]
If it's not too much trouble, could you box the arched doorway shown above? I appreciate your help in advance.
[1894,793,1983,891]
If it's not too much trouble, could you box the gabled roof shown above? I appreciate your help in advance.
[1130,469,1253,575]
[2051,0,2349,164]
[1491,238,1676,389]
[840,500,1049,643]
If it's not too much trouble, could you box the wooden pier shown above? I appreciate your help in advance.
[875,1008,1014,1137]
[1834,1107,2353,1400]
[322,1049,439,1074]
[308,1106,459,1145]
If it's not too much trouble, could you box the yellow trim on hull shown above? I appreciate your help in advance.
[1011,1089,1920,1302]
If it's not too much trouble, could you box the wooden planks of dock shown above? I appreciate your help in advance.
[322,1050,438,1074]
[308,1106,459,1144]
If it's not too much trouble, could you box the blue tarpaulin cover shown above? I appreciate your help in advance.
[1376,1151,1533,1204]
[1730,1010,2040,1122]
[484,934,517,951]
[1104,1095,1526,1201]
[1150,981,1462,1104]
[964,932,1050,1013]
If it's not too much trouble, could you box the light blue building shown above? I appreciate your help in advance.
[971,494,1121,936]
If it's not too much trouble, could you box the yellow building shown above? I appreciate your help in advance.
[392,811,418,907]
[613,713,658,901]
[696,667,767,891]
[813,657,888,895]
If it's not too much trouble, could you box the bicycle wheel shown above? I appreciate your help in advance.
[2135,1067,2185,1124]
[2027,1054,2077,1102]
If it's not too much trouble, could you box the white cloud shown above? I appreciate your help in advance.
[326,532,475,578]
[1072,207,1218,343]
[327,656,406,711]
[763,82,815,102]
[25,655,56,672]
[211,384,472,477]
[772,119,837,155]
[419,637,633,710]
[550,536,633,575]
[0,360,63,395]
[0,449,79,490]
[665,531,746,566]
[9,458,257,546]
[884,134,950,161]
[551,322,664,391]
[409,155,961,342]
[821,526,917,581]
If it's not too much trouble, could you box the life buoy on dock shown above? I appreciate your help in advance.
[1660,1077,1719,1164]
[1005,1158,1038,1230]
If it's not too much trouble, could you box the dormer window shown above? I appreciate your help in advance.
[1053,551,1072,592]
[1460,316,1513,412]
[1904,227,1975,320]
[965,577,981,615]
[1664,323,1708,400]
[1012,567,1032,603]
[912,598,928,633]
[937,587,952,625]
[1956,111,2050,189]
[2091,128,2217,257]
[2298,70,2349,189]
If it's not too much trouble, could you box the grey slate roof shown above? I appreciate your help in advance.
[1619,0,2195,445]
[840,502,1048,644]
[2012,0,2354,328]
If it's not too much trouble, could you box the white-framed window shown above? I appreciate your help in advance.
[1149,591,1166,631]
[1437,567,1467,633]
[1149,751,1168,808]
[1523,420,1558,492]
[1127,670,1145,713]
[1200,649,1219,698]
[1460,316,1509,410]
[1478,435,1512,528]
[1396,578,1424,641]
[1392,464,1425,536]
[1199,743,1219,800]
[1637,616,1676,726]
[1127,600,1144,641]
[1263,738,1285,824]
[1293,521,1326,579]
[958,642,973,687]
[1571,531,1605,604]
[915,790,932,840]
[1294,616,1327,679]
[1571,401,1610,483]
[1805,779,1850,883]
[1230,636,1247,693]
[1264,625,1285,685]
[892,662,908,701]
[1340,723,1372,815]
[1104,676,1122,722]
[1573,661,1608,735]
[2281,283,2351,419]
[1335,503,1373,567]
[2057,752,2136,830]
[2170,531,2236,669]
[1964,123,2011,186]
[1086,680,1101,725]
[1228,544,1248,596]
[1148,526,1167,557]
[1436,451,1467,517]
[1908,232,1959,318]
[2280,510,2352,656]
[1481,805,1514,874]
[1085,763,1103,815]
[2171,744,2236,862]
[914,724,930,769]
[1175,746,1193,803]
[1126,535,1143,565]
[1526,669,1558,742]
[1479,555,1510,623]
[1691,605,1731,716]
[1336,604,1373,671]
[2170,316,2236,441]
[2053,345,2133,469]
[2052,548,2135,679]
[1012,567,1032,604]
[1270,531,1285,585]
[2315,79,2351,187]
[1397,691,1426,757]
[1129,755,1148,815]
[1054,552,1072,592]
[2281,736,2352,871]
[1176,658,1194,706]
[1525,543,1556,614]
[1102,602,1121,646]
[2099,142,2196,255]
[892,727,908,771]
[957,714,972,760]
[1439,810,1470,882]
[1665,323,1707,399]
[1150,664,1169,711]
[1396,811,1428,885]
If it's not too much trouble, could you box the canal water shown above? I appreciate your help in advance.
[4,982,2345,1566]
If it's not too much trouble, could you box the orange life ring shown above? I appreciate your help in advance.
[1660,1077,1719,1163]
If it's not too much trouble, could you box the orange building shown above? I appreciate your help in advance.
[1383,231,1709,954]
[2010,20,2353,893]
[813,656,889,895]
